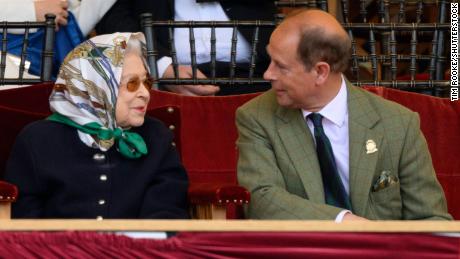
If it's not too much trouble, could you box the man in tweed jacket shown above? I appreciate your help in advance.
[236,9,451,221]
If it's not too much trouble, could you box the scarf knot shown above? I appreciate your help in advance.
[47,113,147,159]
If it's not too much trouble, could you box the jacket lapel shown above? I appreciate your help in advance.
[274,83,383,211]
[276,105,325,203]
[347,83,382,215]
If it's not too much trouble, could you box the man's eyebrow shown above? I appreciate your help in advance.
[276,60,287,67]
[265,45,288,67]
[272,57,287,68]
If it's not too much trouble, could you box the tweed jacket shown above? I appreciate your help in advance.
[236,82,452,220]
[5,117,189,219]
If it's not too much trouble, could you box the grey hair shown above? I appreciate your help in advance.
[125,33,150,74]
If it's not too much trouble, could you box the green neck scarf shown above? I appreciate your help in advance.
[47,113,148,159]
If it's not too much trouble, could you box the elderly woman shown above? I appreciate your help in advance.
[4,33,189,219]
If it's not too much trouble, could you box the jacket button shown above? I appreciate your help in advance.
[100,174,108,181]
[93,153,106,162]
[98,199,106,205]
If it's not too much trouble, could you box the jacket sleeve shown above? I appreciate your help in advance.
[4,130,45,218]
[236,106,343,220]
[398,112,452,220]
[139,127,189,219]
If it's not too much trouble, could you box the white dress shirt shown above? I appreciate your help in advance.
[302,77,350,222]
[157,0,252,77]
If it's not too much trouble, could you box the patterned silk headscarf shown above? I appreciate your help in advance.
[48,32,149,159]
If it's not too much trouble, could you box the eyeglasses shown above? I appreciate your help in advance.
[123,75,154,92]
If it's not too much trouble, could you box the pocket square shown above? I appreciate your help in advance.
[372,170,399,192]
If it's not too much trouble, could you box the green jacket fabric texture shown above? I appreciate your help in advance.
[236,82,452,220]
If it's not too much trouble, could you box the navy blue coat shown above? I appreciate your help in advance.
[5,117,189,219]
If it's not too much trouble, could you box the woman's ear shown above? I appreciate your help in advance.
[314,62,330,85]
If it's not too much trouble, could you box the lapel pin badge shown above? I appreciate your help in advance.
[366,139,378,154]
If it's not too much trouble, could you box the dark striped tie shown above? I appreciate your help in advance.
[308,113,352,210]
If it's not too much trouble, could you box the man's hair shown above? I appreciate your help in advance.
[297,25,351,73]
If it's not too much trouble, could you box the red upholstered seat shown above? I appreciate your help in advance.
[0,181,17,202]
[0,84,53,219]
[148,90,258,218]
[0,84,53,179]
[149,90,258,184]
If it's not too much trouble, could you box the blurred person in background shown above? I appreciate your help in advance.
[96,0,276,96]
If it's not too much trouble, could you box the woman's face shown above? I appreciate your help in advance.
[115,51,151,128]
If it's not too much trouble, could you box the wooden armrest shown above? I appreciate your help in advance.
[188,184,250,220]
[0,181,18,219]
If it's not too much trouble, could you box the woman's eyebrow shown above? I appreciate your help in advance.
[121,73,147,81]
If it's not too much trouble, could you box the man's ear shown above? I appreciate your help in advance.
[314,62,330,85]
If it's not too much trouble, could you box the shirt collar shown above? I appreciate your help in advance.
[302,75,348,127]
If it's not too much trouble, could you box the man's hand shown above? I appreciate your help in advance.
[342,212,368,221]
[162,65,220,96]
[34,0,69,30]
